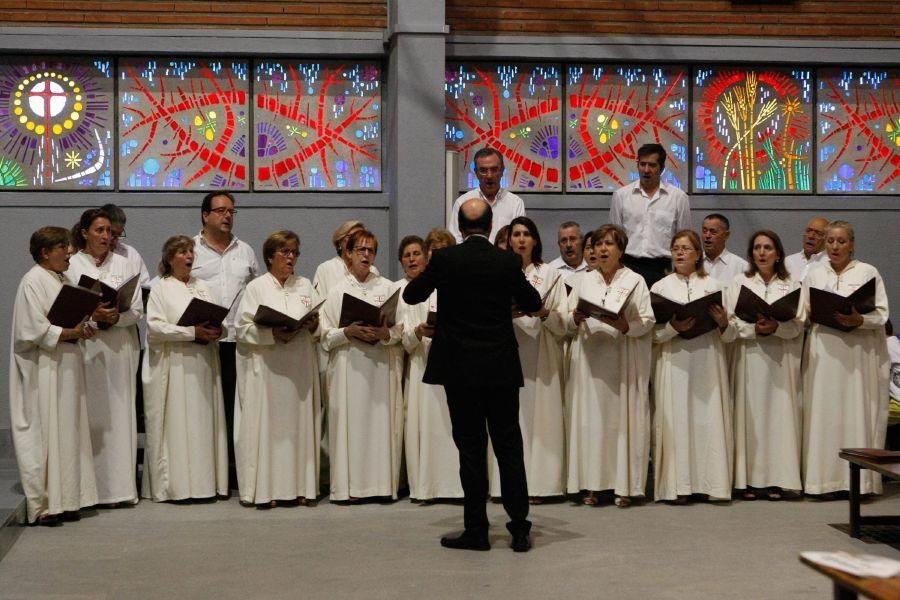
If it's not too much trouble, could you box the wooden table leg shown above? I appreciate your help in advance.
[849,463,860,539]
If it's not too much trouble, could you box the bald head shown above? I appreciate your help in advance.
[802,216,829,258]
[458,198,493,237]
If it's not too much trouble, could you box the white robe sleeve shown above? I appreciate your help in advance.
[146,282,195,343]
[13,276,63,352]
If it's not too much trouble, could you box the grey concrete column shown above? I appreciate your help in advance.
[384,0,447,279]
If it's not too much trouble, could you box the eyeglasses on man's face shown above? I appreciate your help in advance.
[111,229,126,239]
[208,208,238,216]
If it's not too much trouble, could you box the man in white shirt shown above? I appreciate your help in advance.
[101,203,151,290]
[609,143,691,287]
[548,221,587,277]
[702,213,749,285]
[784,216,829,282]
[191,191,260,491]
[448,147,525,244]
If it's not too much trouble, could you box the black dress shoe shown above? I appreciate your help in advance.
[440,531,490,551]
[36,514,61,527]
[511,532,531,552]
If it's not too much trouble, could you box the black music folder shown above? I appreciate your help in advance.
[77,273,141,329]
[253,299,325,332]
[338,288,400,328]
[733,286,801,324]
[809,278,876,332]
[650,290,723,340]
[47,284,103,329]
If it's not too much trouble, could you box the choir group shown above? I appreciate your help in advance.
[9,187,892,526]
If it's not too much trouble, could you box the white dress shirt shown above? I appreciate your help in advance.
[609,181,691,259]
[191,233,260,342]
[784,250,827,282]
[114,242,151,289]
[704,249,750,286]
[549,256,587,277]
[448,188,525,243]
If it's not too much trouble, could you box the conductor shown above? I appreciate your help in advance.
[403,199,541,552]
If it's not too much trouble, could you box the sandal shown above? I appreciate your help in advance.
[742,490,757,501]
[767,488,782,501]
[614,496,631,508]
[582,492,598,506]
[529,496,544,505]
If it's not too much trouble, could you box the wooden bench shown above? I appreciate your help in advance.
[800,555,900,600]
[838,449,900,539]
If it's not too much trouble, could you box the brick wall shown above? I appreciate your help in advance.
[447,0,898,39]
[0,0,386,29]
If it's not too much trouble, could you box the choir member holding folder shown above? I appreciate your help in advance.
[10,227,99,525]
[320,230,404,502]
[727,231,803,501]
[67,209,143,507]
[235,231,321,507]
[402,229,463,501]
[489,217,566,503]
[565,225,654,507]
[142,235,228,502]
[650,230,733,503]
[802,220,890,497]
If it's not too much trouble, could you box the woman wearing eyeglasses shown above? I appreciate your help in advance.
[650,230,734,504]
[234,231,321,508]
[66,208,143,508]
[319,229,404,503]
[11,227,98,525]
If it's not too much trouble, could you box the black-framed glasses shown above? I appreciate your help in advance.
[112,230,126,239]
[354,247,376,255]
[276,248,300,257]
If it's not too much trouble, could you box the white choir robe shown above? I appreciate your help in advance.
[235,272,321,504]
[802,260,890,495]
[651,272,734,501]
[727,273,804,492]
[321,272,404,501]
[10,265,98,522]
[401,290,463,500]
[66,251,142,505]
[141,276,228,501]
[564,267,654,498]
[489,262,567,498]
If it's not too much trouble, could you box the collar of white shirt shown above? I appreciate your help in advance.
[631,180,671,201]
[197,231,239,253]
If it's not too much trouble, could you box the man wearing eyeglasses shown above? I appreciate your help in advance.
[192,191,260,492]
[447,147,525,244]
[101,204,151,291]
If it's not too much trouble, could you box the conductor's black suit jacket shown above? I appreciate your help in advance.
[402,235,542,389]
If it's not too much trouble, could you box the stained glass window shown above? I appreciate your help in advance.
[0,57,113,189]
[567,65,688,192]
[817,69,899,194]
[693,67,813,193]
[253,61,381,190]
[119,58,250,190]
[445,63,562,192]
